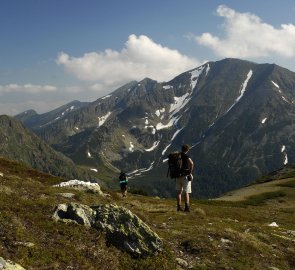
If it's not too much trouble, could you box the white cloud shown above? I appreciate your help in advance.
[56,34,199,89]
[0,84,93,116]
[0,84,57,94]
[195,5,295,58]
[0,100,67,116]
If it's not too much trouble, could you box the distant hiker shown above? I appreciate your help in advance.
[177,144,194,211]
[119,171,128,197]
[167,144,194,212]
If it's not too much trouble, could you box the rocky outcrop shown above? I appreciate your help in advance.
[0,257,26,270]
[53,203,163,257]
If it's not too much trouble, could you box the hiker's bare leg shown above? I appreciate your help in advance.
[184,192,189,205]
[177,190,182,206]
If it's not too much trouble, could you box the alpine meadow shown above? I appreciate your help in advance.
[1,2,295,269]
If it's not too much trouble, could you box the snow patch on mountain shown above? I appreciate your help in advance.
[281,96,289,103]
[271,81,279,88]
[171,128,183,141]
[169,93,190,115]
[155,108,165,117]
[261,118,267,124]
[144,125,156,134]
[156,115,180,130]
[90,168,98,172]
[161,128,183,156]
[101,94,112,100]
[128,162,155,176]
[226,70,253,114]
[205,63,210,76]
[162,143,171,156]
[190,65,205,90]
[87,151,92,158]
[145,141,160,152]
[61,106,75,116]
[281,145,288,165]
[271,81,290,103]
[284,153,288,165]
[129,142,134,152]
[163,85,173,90]
[98,112,111,126]
[156,87,191,130]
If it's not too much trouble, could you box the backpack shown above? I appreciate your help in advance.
[119,172,128,184]
[167,152,183,179]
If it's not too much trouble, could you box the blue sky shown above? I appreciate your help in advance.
[1,0,295,115]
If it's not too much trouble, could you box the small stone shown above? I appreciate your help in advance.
[176,258,188,268]
[268,222,279,227]
[221,238,232,244]
[15,241,35,247]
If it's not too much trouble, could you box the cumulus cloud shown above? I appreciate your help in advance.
[0,84,57,94]
[195,5,295,58]
[56,34,199,91]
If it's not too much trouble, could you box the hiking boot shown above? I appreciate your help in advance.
[177,205,182,211]
[184,204,190,212]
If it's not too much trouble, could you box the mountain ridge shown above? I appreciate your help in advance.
[0,115,102,184]
[15,58,295,198]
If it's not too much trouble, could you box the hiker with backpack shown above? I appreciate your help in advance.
[119,171,128,197]
[167,144,194,212]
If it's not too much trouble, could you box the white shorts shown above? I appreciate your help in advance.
[176,175,192,193]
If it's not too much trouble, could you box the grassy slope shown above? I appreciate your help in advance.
[0,157,294,270]
[215,166,295,208]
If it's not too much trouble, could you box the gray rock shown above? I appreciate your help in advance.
[52,203,95,227]
[176,257,188,268]
[0,257,26,270]
[53,203,163,257]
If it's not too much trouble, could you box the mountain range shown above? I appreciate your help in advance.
[14,58,295,198]
[0,115,102,184]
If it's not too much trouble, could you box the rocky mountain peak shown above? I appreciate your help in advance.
[14,58,295,198]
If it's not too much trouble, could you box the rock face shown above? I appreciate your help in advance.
[53,203,163,257]
[0,257,26,270]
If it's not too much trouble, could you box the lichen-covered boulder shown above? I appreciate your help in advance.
[52,203,95,227]
[0,257,26,270]
[92,204,163,257]
[53,203,163,257]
